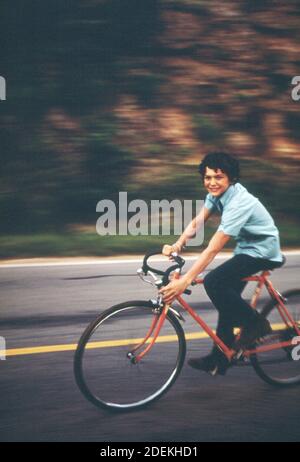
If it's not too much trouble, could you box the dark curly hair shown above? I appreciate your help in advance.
[198,152,240,183]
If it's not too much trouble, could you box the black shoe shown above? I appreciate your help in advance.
[235,314,272,349]
[188,350,230,376]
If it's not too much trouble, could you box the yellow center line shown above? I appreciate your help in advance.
[0,332,210,358]
[0,323,291,358]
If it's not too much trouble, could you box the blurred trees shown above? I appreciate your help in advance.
[0,0,299,237]
[0,0,160,233]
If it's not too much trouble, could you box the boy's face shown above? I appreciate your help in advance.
[203,167,231,197]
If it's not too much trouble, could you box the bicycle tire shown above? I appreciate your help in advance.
[251,289,300,387]
[74,300,186,411]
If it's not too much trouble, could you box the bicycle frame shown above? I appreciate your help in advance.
[133,271,300,363]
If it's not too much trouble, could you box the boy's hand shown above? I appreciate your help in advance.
[162,243,181,258]
[159,278,188,304]
[162,245,174,257]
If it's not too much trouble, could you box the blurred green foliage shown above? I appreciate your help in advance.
[0,0,300,256]
[193,115,225,145]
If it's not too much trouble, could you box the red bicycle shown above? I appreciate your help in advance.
[74,251,300,411]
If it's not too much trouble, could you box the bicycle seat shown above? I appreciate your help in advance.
[267,254,286,271]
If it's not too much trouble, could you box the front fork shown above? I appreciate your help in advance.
[127,296,169,364]
[127,270,185,364]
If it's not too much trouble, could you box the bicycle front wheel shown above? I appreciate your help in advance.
[74,300,186,411]
[251,289,300,386]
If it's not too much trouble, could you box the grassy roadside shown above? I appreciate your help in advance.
[0,232,186,259]
[0,219,299,259]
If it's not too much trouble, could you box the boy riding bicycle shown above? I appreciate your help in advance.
[161,152,284,376]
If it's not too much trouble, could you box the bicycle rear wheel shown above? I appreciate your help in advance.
[74,300,186,411]
[251,289,300,386]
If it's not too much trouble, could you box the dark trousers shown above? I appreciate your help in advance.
[203,254,280,347]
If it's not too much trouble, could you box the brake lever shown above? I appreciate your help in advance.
[170,252,184,264]
[184,288,192,295]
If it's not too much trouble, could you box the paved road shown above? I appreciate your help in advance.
[0,254,299,442]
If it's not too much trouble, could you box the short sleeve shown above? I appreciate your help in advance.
[204,194,217,213]
[218,198,258,237]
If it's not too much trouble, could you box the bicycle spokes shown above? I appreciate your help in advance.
[75,302,186,409]
[250,290,300,386]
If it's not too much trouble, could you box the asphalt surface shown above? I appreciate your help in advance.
[0,254,300,442]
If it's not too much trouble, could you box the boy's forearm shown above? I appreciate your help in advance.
[174,208,208,250]
[174,217,197,250]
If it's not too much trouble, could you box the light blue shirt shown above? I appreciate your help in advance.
[204,183,283,262]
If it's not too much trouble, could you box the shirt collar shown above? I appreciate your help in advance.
[218,183,237,208]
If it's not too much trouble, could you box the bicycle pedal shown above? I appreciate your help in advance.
[234,349,244,360]
[209,366,219,377]
[231,352,249,366]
